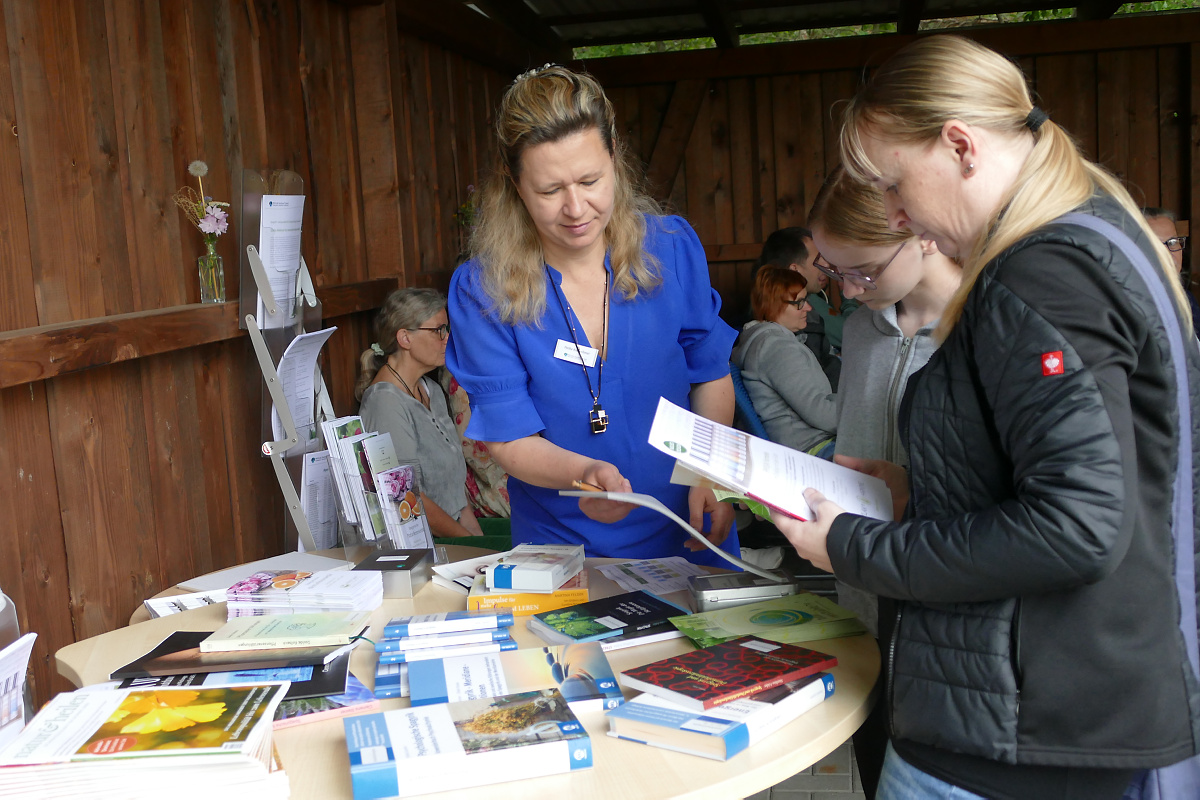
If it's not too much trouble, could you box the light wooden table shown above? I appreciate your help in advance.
[58,550,879,800]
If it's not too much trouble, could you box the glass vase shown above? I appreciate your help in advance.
[197,239,225,303]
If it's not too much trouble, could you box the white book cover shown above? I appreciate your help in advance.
[338,431,382,539]
[647,397,893,522]
[319,415,366,525]
[431,550,513,594]
[485,544,585,593]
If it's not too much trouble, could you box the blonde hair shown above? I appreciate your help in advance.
[354,288,445,402]
[839,35,1190,340]
[752,266,808,322]
[808,166,913,250]
[470,66,661,324]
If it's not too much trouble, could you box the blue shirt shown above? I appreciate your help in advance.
[446,215,740,566]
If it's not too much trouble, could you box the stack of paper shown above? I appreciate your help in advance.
[0,684,290,799]
[484,543,585,593]
[225,569,383,619]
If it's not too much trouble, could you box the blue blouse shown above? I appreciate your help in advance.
[446,215,740,566]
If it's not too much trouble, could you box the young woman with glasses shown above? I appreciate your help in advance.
[355,288,485,539]
[444,66,739,565]
[732,266,838,458]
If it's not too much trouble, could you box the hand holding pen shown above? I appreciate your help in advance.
[573,461,635,524]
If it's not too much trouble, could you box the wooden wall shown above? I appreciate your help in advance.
[589,14,1200,317]
[0,0,509,705]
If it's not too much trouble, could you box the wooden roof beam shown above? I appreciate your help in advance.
[699,0,740,48]
[1076,0,1125,20]
[387,0,560,73]
[897,0,927,35]
[471,0,574,63]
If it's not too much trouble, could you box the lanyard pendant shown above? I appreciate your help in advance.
[589,403,609,434]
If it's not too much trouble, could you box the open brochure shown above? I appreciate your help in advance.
[646,398,893,523]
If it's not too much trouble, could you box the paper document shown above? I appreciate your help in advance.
[256,194,306,327]
[596,557,708,594]
[178,552,353,592]
[0,632,35,750]
[143,589,227,619]
[300,450,338,550]
[646,398,893,522]
[270,326,336,448]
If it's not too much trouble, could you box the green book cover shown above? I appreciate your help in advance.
[670,593,866,648]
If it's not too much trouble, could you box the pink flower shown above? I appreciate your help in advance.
[198,205,229,235]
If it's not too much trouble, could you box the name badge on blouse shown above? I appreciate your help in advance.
[554,339,599,367]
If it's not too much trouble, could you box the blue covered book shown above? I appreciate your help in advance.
[344,689,592,798]
[382,609,514,638]
[376,639,518,664]
[606,672,835,761]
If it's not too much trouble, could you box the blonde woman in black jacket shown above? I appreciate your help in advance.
[774,35,1200,800]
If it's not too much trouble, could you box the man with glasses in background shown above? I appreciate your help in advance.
[1143,207,1200,339]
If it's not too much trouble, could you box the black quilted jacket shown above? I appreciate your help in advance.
[828,195,1200,768]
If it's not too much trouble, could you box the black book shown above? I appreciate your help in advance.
[527,590,688,645]
[110,630,348,681]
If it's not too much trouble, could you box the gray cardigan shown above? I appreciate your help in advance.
[731,321,837,452]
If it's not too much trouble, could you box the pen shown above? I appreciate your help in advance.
[571,480,605,492]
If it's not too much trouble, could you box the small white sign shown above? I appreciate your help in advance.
[554,339,598,367]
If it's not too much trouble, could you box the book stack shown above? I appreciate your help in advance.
[372,609,516,697]
[225,569,384,619]
[526,590,689,649]
[485,543,585,593]
[606,636,838,761]
[467,571,589,615]
[200,611,372,653]
[0,684,291,799]
[344,688,592,798]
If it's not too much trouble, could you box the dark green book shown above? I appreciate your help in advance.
[527,590,688,645]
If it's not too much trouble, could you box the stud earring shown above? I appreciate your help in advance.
[963,163,975,176]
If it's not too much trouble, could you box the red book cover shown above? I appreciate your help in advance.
[618,635,837,711]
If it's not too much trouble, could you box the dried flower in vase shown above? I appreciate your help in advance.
[173,160,230,246]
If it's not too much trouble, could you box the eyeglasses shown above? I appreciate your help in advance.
[783,295,809,310]
[410,323,450,340]
[813,240,908,289]
[1163,236,1188,253]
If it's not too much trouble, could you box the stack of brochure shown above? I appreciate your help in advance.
[0,684,290,799]
[484,543,585,593]
[372,609,516,697]
[225,569,383,619]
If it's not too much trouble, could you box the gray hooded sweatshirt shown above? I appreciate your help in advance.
[731,321,837,452]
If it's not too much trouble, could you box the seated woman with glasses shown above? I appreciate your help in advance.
[732,266,838,459]
[356,288,485,538]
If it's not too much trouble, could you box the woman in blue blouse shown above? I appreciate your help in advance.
[446,65,739,566]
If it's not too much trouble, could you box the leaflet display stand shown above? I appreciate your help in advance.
[238,168,358,552]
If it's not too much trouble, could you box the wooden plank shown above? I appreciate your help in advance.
[821,70,859,177]
[449,51,478,261]
[50,364,159,640]
[103,0,183,310]
[228,0,267,172]
[797,72,824,226]
[645,79,709,203]
[709,80,734,245]
[0,2,38,332]
[726,78,757,244]
[1128,48,1160,207]
[351,3,407,281]
[755,76,776,244]
[5,0,106,324]
[684,90,717,243]
[401,31,440,279]
[584,15,1200,87]
[705,243,761,262]
[390,0,560,74]
[1158,45,1184,216]
[0,279,394,389]
[637,83,673,167]
[1097,49,1131,185]
[0,382,74,706]
[331,5,368,286]
[191,341,238,576]
[1034,53,1097,162]
[771,74,804,230]
[428,46,461,271]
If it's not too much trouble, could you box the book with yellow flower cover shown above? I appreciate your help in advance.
[0,684,290,799]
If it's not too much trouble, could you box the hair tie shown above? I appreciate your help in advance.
[1025,107,1048,133]
[370,342,386,358]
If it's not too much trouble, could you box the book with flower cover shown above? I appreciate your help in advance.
[343,689,592,799]
[618,636,837,712]
[606,672,835,761]
[224,568,383,619]
[0,684,289,798]
[362,436,434,551]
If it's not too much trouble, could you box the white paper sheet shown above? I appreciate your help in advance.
[256,194,306,328]
[300,450,338,551]
[270,326,336,447]
[0,633,35,750]
[143,590,227,619]
[595,557,709,594]
[178,552,353,592]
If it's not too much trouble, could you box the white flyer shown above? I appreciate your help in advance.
[270,326,336,448]
[596,557,708,595]
[0,632,35,750]
[300,450,338,550]
[256,194,306,328]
